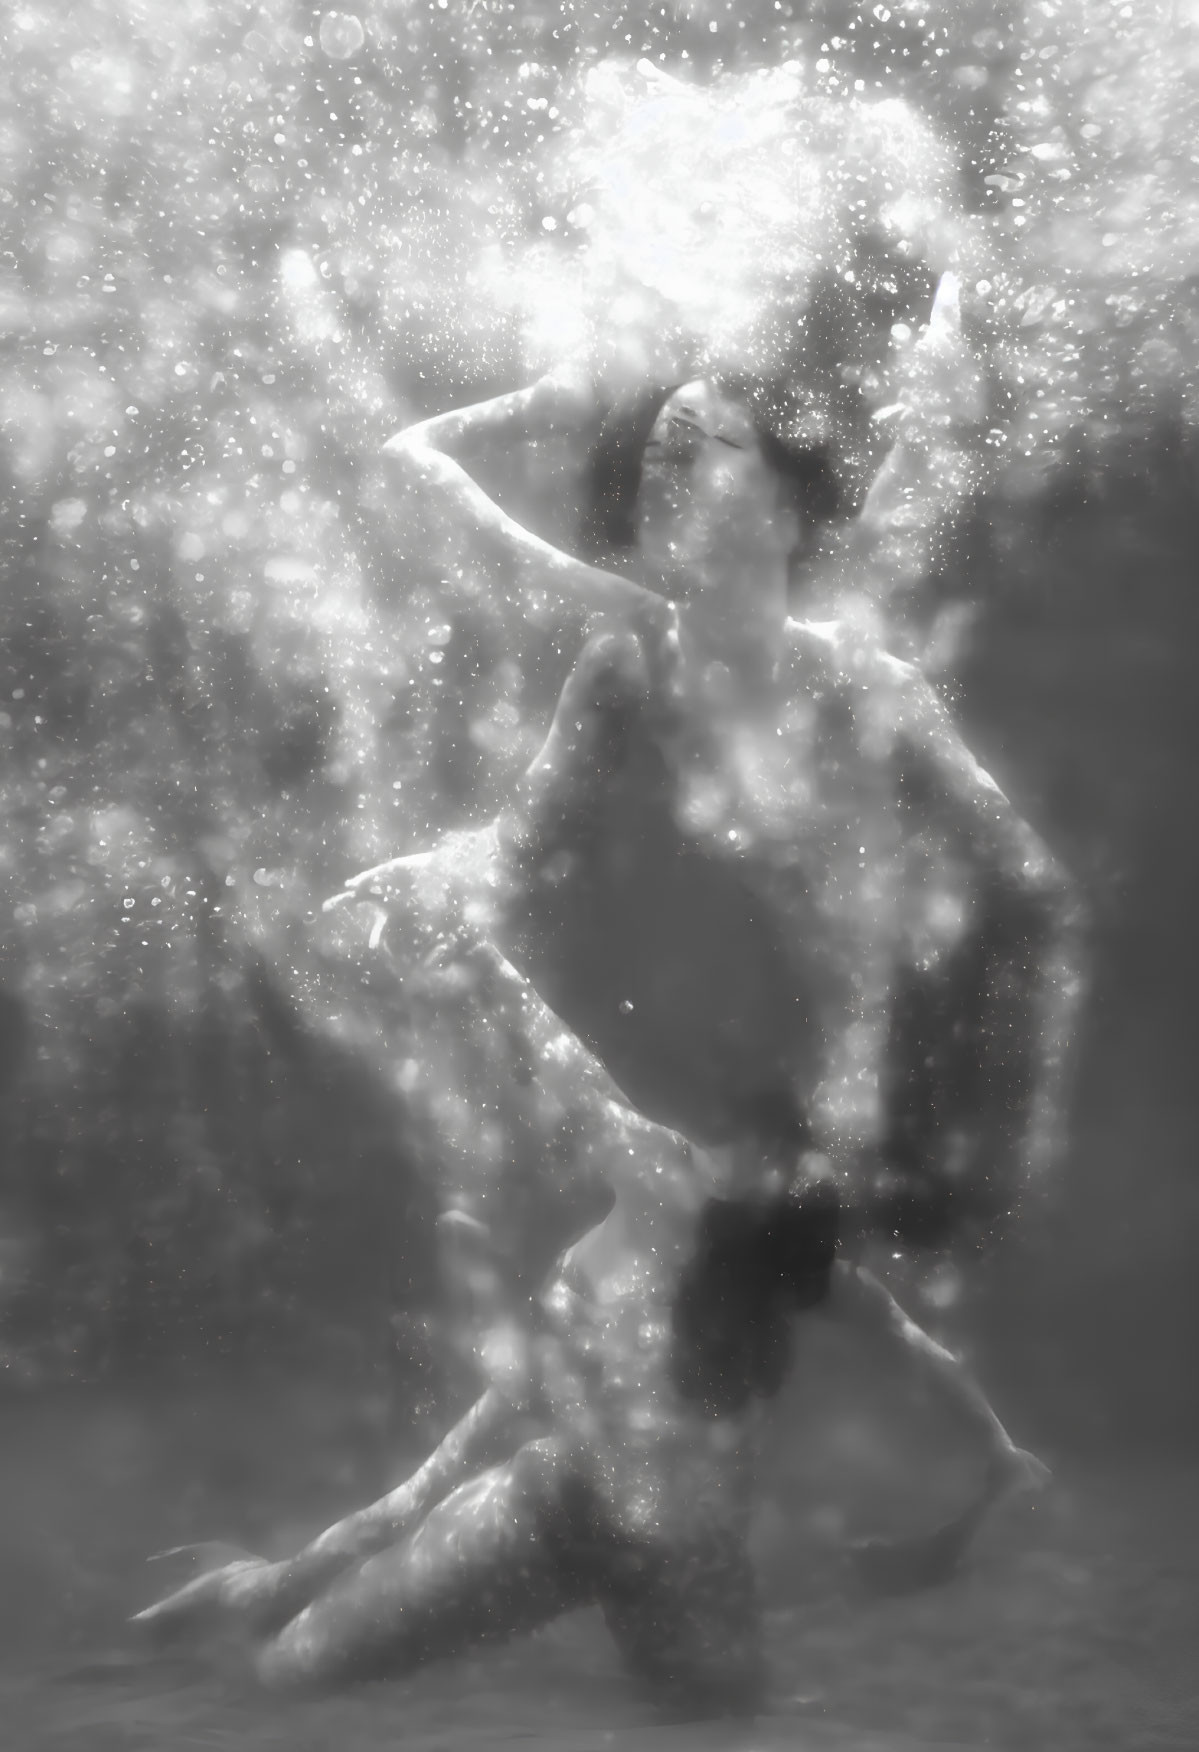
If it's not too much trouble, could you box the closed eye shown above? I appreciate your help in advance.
[712,434,745,449]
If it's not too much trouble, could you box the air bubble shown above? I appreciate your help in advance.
[318,12,364,60]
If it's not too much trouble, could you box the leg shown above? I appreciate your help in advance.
[600,1531,766,1719]
[133,1386,518,1640]
[825,1260,1050,1591]
[257,1437,591,1689]
[827,1260,1049,1477]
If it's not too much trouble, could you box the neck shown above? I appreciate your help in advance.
[672,578,788,716]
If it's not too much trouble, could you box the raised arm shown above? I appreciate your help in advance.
[382,372,670,637]
[388,369,596,457]
[787,615,1085,1201]
[882,642,1086,1190]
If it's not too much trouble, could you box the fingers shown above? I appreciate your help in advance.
[321,851,433,914]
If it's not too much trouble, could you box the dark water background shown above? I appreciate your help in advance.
[3,1,1199,1745]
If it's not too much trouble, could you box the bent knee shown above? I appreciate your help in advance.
[255,1608,332,1691]
[255,1598,417,1692]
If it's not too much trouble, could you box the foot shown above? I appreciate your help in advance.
[131,1551,271,1643]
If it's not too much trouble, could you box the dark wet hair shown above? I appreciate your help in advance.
[669,1177,841,1417]
[577,380,842,557]
[667,1081,840,1418]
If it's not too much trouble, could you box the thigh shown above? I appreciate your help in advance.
[257,1438,590,1688]
[599,1530,766,1717]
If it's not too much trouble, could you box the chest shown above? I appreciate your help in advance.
[498,671,902,1143]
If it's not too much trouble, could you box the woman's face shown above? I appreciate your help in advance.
[635,380,802,599]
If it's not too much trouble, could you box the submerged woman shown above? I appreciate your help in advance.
[362,340,1077,1219]
[135,304,1075,1709]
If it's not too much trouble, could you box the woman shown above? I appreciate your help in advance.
[134,299,1073,1707]
[133,953,1047,1711]
[368,341,1077,1222]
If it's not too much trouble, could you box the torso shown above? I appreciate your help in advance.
[536,1121,763,1550]
[385,608,1025,1276]
[496,627,848,1150]
[527,1096,839,1556]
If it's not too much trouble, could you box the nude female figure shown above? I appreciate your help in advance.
[133,1038,1048,1711]
[134,285,1077,1710]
